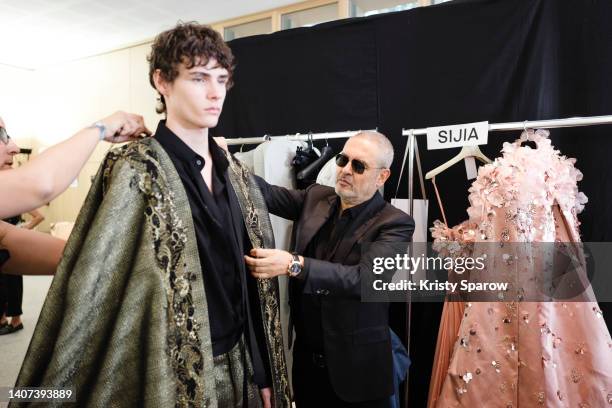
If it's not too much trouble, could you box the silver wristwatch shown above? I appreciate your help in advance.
[287,253,302,278]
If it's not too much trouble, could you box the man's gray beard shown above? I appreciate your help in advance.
[335,184,358,204]
[334,184,345,199]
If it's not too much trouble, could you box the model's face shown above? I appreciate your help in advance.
[335,137,389,206]
[0,118,19,170]
[159,58,229,129]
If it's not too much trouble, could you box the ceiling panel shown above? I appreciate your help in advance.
[0,0,301,69]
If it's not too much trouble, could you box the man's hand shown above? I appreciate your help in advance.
[245,248,293,279]
[260,387,272,408]
[99,111,152,143]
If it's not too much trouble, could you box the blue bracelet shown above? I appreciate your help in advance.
[89,122,107,141]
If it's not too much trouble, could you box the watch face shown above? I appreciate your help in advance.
[290,263,301,273]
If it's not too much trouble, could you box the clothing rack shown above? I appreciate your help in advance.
[226,129,376,145]
[399,114,612,408]
[401,114,612,216]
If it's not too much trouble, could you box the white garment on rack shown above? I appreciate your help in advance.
[390,199,428,243]
[315,156,337,187]
[253,141,305,250]
[234,149,255,173]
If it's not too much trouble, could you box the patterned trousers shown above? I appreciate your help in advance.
[213,337,263,408]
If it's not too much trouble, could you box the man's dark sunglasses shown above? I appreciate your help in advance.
[0,127,10,145]
[335,153,384,175]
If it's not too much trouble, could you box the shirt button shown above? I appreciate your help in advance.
[196,159,202,166]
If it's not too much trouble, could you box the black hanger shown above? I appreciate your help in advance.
[292,133,320,169]
[297,144,334,181]
[303,133,315,154]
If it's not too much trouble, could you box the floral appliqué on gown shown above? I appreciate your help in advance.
[427,130,612,407]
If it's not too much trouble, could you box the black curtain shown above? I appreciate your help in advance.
[214,1,612,406]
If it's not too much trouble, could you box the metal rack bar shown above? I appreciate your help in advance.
[401,115,612,137]
[226,129,377,145]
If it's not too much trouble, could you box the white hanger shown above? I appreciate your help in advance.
[425,145,492,180]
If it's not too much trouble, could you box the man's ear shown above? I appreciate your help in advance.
[377,168,391,187]
[152,69,169,96]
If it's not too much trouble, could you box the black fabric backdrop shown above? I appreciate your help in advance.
[213,0,612,406]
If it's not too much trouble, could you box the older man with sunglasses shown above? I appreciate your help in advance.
[246,131,415,408]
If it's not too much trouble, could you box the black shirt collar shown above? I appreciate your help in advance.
[154,120,229,174]
[335,191,382,219]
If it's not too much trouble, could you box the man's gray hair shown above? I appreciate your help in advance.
[353,131,394,168]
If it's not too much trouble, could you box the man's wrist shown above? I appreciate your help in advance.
[287,252,303,278]
[294,256,309,281]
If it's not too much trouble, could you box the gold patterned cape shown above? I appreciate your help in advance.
[11,138,290,407]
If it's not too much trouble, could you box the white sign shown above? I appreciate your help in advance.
[426,121,489,150]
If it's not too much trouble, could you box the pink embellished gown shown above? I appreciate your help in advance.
[427,130,612,407]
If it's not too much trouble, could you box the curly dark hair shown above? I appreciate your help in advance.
[148,21,235,114]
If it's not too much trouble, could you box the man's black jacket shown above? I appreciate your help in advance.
[256,177,414,402]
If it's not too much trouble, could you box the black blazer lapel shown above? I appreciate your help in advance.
[295,195,336,254]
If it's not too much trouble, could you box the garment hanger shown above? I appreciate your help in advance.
[293,134,317,168]
[303,132,321,156]
[301,133,312,152]
[297,144,334,181]
[425,145,492,180]
[519,122,538,149]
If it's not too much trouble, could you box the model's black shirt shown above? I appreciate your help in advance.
[155,121,244,356]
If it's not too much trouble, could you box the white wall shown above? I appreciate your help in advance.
[1,43,163,229]
[0,64,36,138]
